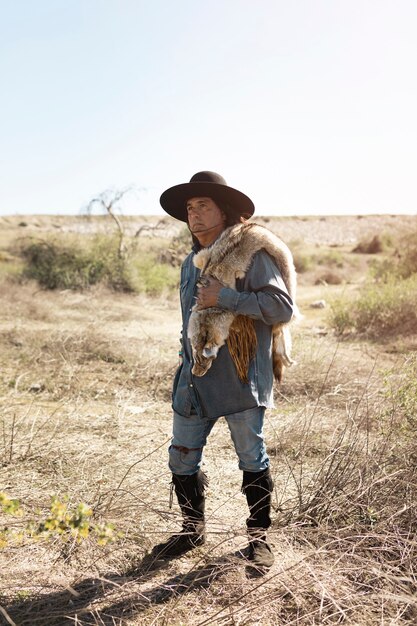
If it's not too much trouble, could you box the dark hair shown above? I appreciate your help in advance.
[216,201,248,227]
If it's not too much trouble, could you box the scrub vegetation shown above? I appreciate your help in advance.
[0,213,416,626]
[14,234,179,294]
[329,230,417,336]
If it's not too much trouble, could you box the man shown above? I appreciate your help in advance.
[156,171,295,568]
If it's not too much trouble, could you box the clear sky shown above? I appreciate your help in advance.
[0,0,416,216]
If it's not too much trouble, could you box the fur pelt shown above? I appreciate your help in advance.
[187,222,297,381]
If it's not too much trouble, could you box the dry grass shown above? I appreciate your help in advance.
[1,216,416,625]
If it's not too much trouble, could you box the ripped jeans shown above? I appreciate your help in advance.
[168,406,269,476]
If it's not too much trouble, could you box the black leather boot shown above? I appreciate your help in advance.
[152,470,207,559]
[242,468,275,568]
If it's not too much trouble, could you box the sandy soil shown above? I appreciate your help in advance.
[0,214,416,625]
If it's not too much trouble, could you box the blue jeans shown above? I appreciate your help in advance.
[168,406,269,476]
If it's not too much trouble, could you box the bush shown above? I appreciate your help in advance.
[293,251,312,273]
[353,234,384,254]
[383,355,417,432]
[355,275,417,336]
[1,492,116,548]
[397,232,417,278]
[316,250,344,268]
[328,297,354,334]
[369,257,398,282]
[370,231,417,282]
[330,231,417,337]
[19,237,130,291]
[314,270,343,285]
[293,248,347,275]
[157,227,192,267]
[17,236,179,295]
[128,256,178,295]
[329,274,417,337]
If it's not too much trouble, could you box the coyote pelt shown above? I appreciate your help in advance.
[188,222,297,381]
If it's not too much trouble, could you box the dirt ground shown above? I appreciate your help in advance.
[0,214,416,626]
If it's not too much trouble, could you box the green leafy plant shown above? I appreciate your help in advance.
[0,493,117,549]
[0,492,22,516]
[0,492,24,549]
[36,497,93,540]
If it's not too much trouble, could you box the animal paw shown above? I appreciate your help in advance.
[192,362,210,377]
[191,353,216,377]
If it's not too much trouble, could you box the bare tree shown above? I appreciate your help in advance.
[85,187,133,258]
[134,218,167,237]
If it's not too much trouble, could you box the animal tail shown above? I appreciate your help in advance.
[272,325,295,383]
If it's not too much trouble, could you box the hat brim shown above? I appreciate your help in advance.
[159,182,254,222]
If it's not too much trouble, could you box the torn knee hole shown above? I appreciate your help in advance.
[172,445,202,455]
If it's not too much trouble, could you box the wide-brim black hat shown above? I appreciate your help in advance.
[159,171,255,222]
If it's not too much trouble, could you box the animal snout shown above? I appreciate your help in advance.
[203,345,219,359]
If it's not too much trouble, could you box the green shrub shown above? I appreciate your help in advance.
[370,231,417,282]
[328,298,354,334]
[354,277,417,335]
[158,227,192,267]
[330,231,417,337]
[19,237,124,290]
[397,232,417,278]
[316,250,344,268]
[329,274,417,337]
[383,355,417,431]
[1,492,116,548]
[88,235,133,291]
[18,235,180,295]
[128,256,178,295]
[19,238,127,292]
[369,257,398,282]
[293,251,312,273]
[293,248,347,274]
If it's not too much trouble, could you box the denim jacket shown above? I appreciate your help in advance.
[172,244,294,419]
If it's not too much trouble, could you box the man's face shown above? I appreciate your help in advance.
[186,197,225,240]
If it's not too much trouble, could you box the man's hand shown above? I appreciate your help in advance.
[196,276,224,309]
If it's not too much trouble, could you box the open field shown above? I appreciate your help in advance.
[0,214,416,625]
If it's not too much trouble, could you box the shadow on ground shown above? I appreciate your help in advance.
[2,549,248,625]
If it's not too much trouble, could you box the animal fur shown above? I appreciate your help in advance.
[187,222,298,381]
